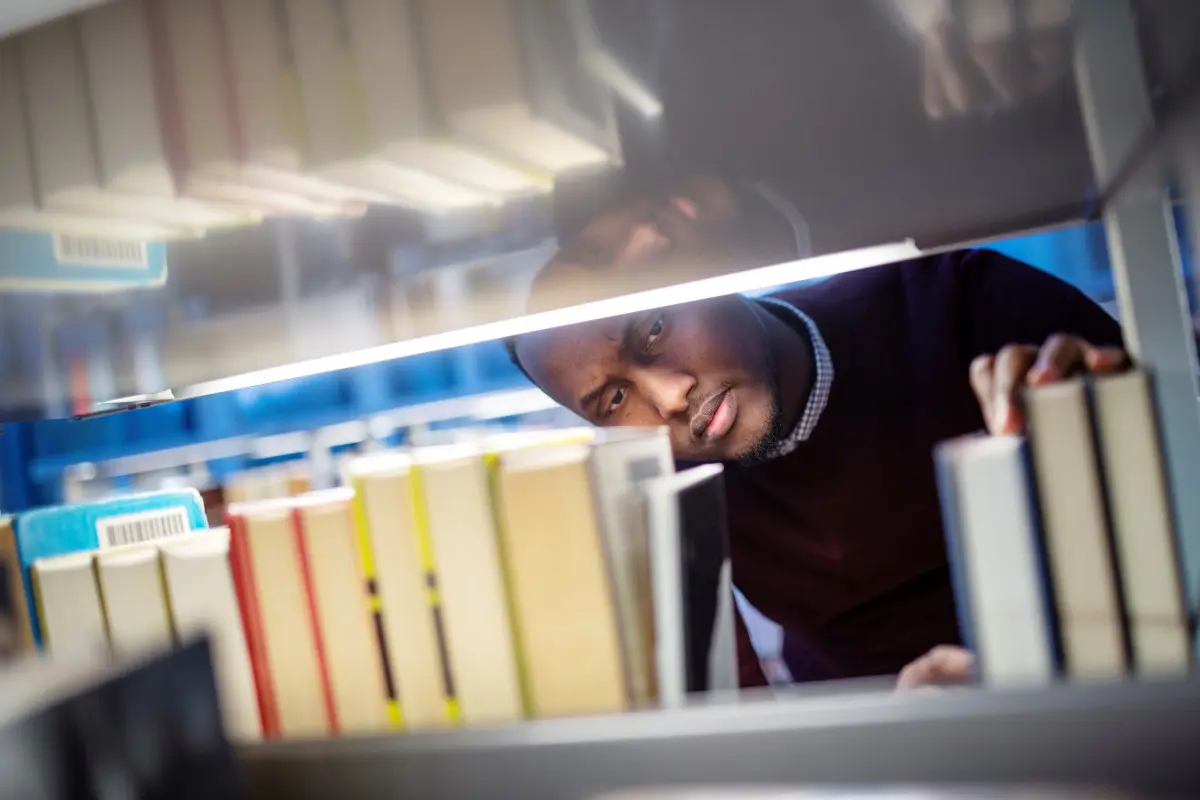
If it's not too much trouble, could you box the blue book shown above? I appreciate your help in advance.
[14,490,208,646]
[0,228,168,292]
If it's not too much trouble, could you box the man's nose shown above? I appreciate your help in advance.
[635,366,695,420]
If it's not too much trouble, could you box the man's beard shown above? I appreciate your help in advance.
[734,393,785,467]
[732,334,787,467]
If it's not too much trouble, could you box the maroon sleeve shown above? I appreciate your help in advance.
[734,601,770,688]
[946,248,1124,357]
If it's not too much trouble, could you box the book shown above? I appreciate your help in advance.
[292,490,392,734]
[1089,370,1192,675]
[159,528,261,740]
[493,442,628,718]
[281,0,492,213]
[31,552,108,659]
[94,544,174,656]
[17,16,244,233]
[414,444,523,725]
[417,0,611,177]
[13,489,208,646]
[0,39,190,241]
[350,453,457,730]
[339,0,543,202]
[588,427,676,707]
[0,518,35,661]
[641,464,738,708]
[934,435,1058,687]
[1024,378,1128,680]
[142,0,347,218]
[227,498,334,739]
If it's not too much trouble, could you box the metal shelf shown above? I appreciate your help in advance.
[237,677,1200,800]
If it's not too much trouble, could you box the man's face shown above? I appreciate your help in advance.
[514,296,781,463]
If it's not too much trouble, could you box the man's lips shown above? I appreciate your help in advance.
[690,389,737,442]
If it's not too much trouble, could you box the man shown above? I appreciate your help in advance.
[507,173,1129,690]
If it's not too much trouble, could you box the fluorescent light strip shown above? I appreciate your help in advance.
[178,241,919,398]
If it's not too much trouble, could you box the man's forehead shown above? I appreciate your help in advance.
[516,317,623,395]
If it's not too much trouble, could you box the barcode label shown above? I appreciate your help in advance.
[53,234,149,268]
[96,507,192,548]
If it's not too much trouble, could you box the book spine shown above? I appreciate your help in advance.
[226,513,280,738]
[1083,377,1135,670]
[140,0,189,187]
[209,0,247,162]
[1144,370,1197,662]
[482,452,533,715]
[289,507,340,734]
[407,466,461,725]
[349,480,402,729]
[932,445,978,658]
[1017,440,1066,674]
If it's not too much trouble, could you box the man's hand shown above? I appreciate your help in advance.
[896,645,975,691]
[969,334,1129,435]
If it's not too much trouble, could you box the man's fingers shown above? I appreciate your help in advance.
[1028,333,1086,385]
[1085,345,1131,374]
[968,353,996,428]
[896,646,975,692]
[991,344,1038,434]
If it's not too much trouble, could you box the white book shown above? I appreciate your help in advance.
[1090,371,1192,676]
[32,552,108,659]
[159,528,261,740]
[1025,379,1128,680]
[935,435,1057,687]
[18,16,243,233]
[215,0,369,213]
[641,464,737,709]
[341,0,541,200]
[0,39,186,239]
[417,0,611,176]
[589,427,676,707]
[94,545,173,657]
[282,0,492,212]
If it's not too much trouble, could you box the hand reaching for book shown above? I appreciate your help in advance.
[895,644,975,691]
[968,334,1130,436]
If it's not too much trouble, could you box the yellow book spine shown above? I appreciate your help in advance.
[350,476,403,730]
[482,451,534,716]
[407,465,461,725]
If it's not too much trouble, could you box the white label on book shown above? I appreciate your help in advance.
[53,234,149,269]
[96,507,192,549]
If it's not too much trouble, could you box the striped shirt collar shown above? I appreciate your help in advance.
[755,296,835,458]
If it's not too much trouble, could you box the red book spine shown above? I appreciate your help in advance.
[291,508,340,734]
[226,513,280,738]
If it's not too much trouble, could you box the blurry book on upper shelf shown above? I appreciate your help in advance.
[935,368,1192,688]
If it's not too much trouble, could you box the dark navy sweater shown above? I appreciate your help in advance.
[729,249,1123,685]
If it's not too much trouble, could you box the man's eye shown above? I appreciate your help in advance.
[645,316,664,349]
[604,387,627,417]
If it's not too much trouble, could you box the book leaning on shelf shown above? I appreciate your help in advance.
[935,368,1193,687]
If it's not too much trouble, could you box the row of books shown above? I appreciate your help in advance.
[936,369,1194,686]
[0,426,737,742]
[0,0,612,250]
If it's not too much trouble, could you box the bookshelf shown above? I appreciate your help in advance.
[0,0,1198,797]
[238,677,1200,799]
